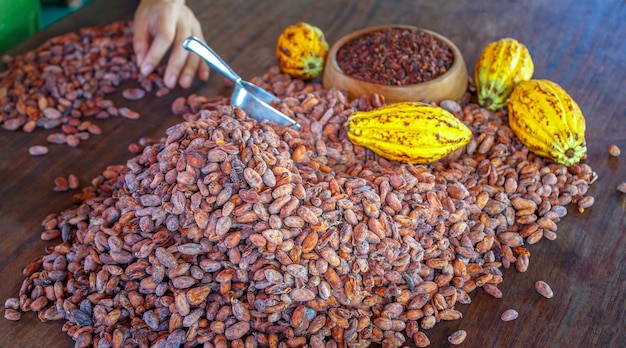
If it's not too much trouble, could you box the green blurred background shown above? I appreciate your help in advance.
[0,0,89,54]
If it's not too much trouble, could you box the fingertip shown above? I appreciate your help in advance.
[141,62,154,76]
[132,24,149,66]
[199,63,210,81]
[136,52,145,67]
[142,35,175,76]
[165,74,178,89]
[133,38,148,67]
[179,75,193,89]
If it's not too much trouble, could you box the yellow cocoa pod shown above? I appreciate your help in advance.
[345,102,472,164]
[508,79,586,166]
[474,38,534,110]
[276,22,329,80]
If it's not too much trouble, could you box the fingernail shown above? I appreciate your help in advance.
[166,74,177,88]
[180,75,192,88]
[201,70,209,81]
[140,63,153,76]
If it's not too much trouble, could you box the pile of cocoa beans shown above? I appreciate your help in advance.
[3,25,596,348]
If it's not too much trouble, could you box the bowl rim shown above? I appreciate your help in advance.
[326,24,465,90]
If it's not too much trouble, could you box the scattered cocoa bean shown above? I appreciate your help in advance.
[122,88,146,100]
[501,309,519,322]
[535,280,554,299]
[28,145,49,156]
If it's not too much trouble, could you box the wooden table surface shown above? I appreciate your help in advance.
[1,0,624,347]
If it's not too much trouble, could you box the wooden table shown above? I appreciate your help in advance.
[1,0,624,347]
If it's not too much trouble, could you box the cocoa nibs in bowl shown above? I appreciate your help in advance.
[335,28,454,85]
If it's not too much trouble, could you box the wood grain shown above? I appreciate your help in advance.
[1,0,624,347]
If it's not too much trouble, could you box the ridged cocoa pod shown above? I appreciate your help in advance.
[276,22,329,80]
[344,102,472,164]
[474,38,534,110]
[507,79,586,166]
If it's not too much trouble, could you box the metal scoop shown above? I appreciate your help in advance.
[183,36,300,130]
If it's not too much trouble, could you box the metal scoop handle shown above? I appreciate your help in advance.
[182,36,301,130]
[183,36,241,84]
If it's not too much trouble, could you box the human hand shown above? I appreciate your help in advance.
[133,0,209,89]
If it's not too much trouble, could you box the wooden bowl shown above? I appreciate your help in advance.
[322,25,468,103]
